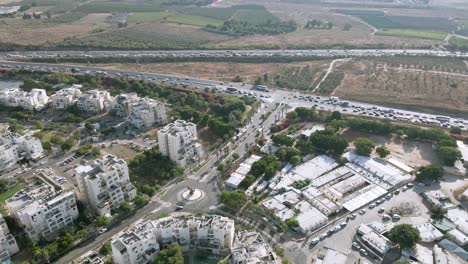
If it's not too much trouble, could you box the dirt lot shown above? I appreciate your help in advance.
[88,60,332,84]
[0,13,110,45]
[342,129,438,168]
[100,144,140,161]
[331,59,468,113]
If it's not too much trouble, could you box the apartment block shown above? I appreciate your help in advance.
[112,94,166,129]
[0,132,44,171]
[157,120,202,167]
[111,214,235,264]
[0,214,19,264]
[50,85,82,110]
[230,231,278,264]
[0,88,49,110]
[5,179,79,241]
[74,155,137,216]
[76,90,113,113]
[128,98,166,129]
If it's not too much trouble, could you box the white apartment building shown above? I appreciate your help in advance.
[157,120,202,167]
[111,220,159,264]
[0,214,19,264]
[50,85,82,110]
[112,93,140,117]
[74,155,137,216]
[112,214,235,264]
[0,132,44,171]
[128,98,166,129]
[0,88,49,110]
[76,90,113,113]
[5,179,79,241]
[112,94,166,129]
[230,231,278,264]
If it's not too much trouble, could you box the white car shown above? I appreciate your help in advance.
[359,209,366,215]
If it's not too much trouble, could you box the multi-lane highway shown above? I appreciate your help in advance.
[1,48,468,60]
[1,61,467,129]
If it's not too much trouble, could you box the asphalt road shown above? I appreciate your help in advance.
[1,48,468,60]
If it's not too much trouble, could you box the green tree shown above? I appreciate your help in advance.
[285,218,299,228]
[430,206,447,220]
[354,137,375,156]
[450,127,462,135]
[219,190,247,208]
[376,146,390,158]
[134,195,148,207]
[0,179,8,193]
[416,165,444,183]
[95,216,108,227]
[99,242,112,256]
[232,153,240,160]
[388,224,421,249]
[155,244,184,264]
[310,130,348,155]
[438,146,461,166]
[240,175,255,189]
[119,202,132,215]
[274,246,285,257]
[232,75,243,82]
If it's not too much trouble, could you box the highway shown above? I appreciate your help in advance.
[1,48,468,60]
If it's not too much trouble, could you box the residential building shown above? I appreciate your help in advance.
[230,231,278,264]
[0,88,49,110]
[74,155,137,216]
[226,155,261,189]
[157,120,202,166]
[0,132,44,171]
[50,85,82,110]
[112,220,159,264]
[76,90,112,113]
[112,93,140,117]
[128,98,166,129]
[111,214,235,264]
[357,224,393,256]
[416,223,444,242]
[5,178,79,241]
[0,214,19,264]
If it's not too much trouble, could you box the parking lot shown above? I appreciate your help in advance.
[283,184,430,264]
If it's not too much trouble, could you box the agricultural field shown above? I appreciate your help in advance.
[376,29,447,40]
[331,58,468,112]
[75,2,163,13]
[449,37,468,50]
[128,12,223,26]
[57,22,231,49]
[0,13,111,45]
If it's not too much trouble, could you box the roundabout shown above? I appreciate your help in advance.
[179,187,205,202]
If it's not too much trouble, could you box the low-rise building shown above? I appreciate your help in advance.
[76,90,112,113]
[5,178,79,241]
[447,229,468,247]
[416,223,444,243]
[357,224,393,256]
[230,231,278,264]
[0,214,19,264]
[74,155,137,216]
[50,85,82,110]
[158,120,202,167]
[0,132,44,171]
[112,214,235,264]
[0,88,49,110]
[226,155,262,189]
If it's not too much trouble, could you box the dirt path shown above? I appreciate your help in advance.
[312,58,351,93]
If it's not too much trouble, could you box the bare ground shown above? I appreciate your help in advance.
[87,61,332,83]
[0,13,110,45]
[332,59,468,112]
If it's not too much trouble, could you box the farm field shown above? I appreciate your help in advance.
[376,29,447,40]
[77,60,332,84]
[0,13,110,45]
[75,2,163,13]
[57,22,232,49]
[128,12,223,26]
[449,37,468,50]
[331,58,468,112]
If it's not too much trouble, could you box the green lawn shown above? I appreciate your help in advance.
[128,12,223,27]
[377,29,447,40]
[0,183,26,203]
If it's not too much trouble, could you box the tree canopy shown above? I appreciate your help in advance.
[416,165,444,183]
[354,137,375,156]
[155,244,184,264]
[388,224,421,249]
[219,190,247,208]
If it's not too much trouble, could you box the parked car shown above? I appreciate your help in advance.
[352,242,360,250]
[378,207,385,213]
[369,203,376,209]
[392,214,401,220]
